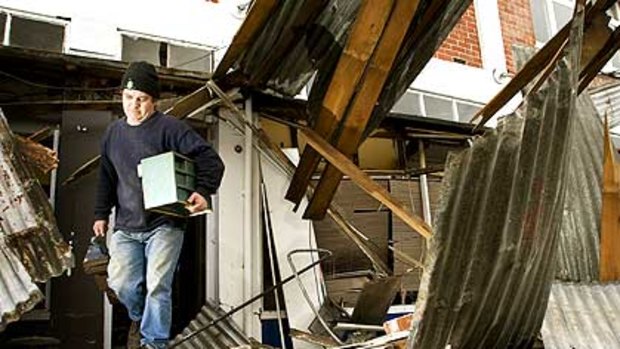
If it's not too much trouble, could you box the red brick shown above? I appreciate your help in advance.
[435,3,482,68]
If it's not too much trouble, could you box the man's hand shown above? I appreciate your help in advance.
[93,220,108,237]
[186,192,209,214]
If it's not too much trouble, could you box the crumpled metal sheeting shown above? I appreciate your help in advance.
[169,302,250,349]
[555,95,603,282]
[0,230,43,332]
[408,59,577,347]
[541,282,620,348]
[0,110,72,282]
[240,0,362,96]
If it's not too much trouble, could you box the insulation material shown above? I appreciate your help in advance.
[408,31,580,348]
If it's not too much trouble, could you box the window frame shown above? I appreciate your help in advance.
[0,7,69,52]
[118,29,215,72]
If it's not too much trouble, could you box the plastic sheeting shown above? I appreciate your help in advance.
[541,282,620,348]
[408,23,581,348]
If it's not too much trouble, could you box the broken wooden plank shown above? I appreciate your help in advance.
[600,117,620,282]
[213,0,279,79]
[304,0,421,219]
[16,135,58,174]
[300,127,432,240]
[285,0,394,208]
[207,80,398,275]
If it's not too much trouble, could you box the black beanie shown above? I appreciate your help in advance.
[121,61,160,98]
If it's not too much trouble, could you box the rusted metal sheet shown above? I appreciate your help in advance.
[168,302,251,349]
[0,230,43,331]
[407,23,581,347]
[555,94,603,282]
[15,135,58,174]
[0,109,72,282]
[541,282,620,348]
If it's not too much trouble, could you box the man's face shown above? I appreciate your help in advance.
[122,89,155,124]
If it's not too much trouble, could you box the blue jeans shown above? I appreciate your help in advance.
[107,224,184,349]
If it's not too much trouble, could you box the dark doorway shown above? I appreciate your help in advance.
[52,110,115,348]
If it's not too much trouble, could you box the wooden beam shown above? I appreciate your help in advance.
[213,0,279,79]
[579,25,620,93]
[206,79,403,273]
[304,0,421,219]
[471,3,615,131]
[600,116,620,281]
[300,127,432,240]
[470,23,569,132]
[285,0,394,208]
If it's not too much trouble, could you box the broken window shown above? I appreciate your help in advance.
[8,16,65,52]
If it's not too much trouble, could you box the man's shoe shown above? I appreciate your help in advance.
[127,321,141,349]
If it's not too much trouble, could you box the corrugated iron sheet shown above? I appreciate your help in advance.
[168,302,251,349]
[0,229,43,331]
[0,109,72,282]
[407,28,580,348]
[240,0,362,96]
[590,81,620,128]
[555,95,603,282]
[541,282,620,348]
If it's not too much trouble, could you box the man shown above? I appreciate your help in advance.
[93,61,224,349]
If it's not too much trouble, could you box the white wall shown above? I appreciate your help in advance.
[0,0,245,58]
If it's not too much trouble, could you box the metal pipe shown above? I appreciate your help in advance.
[418,140,432,224]
[287,249,343,345]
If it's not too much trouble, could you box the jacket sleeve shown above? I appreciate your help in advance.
[94,130,118,220]
[173,123,225,198]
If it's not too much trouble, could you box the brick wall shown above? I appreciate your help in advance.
[498,0,536,73]
[434,3,482,68]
